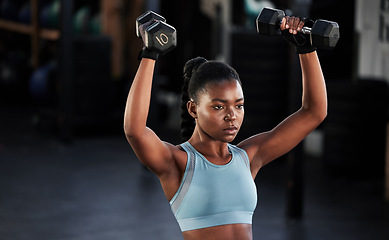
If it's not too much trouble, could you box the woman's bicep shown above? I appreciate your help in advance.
[239,108,323,171]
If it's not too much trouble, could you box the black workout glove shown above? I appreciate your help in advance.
[138,47,159,60]
[281,17,317,54]
[138,20,159,60]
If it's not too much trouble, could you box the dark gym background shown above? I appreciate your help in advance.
[1,0,388,239]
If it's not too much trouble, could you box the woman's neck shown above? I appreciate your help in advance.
[188,134,231,165]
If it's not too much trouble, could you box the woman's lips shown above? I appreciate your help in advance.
[223,126,238,135]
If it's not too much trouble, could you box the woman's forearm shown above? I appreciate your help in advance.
[299,51,327,120]
[124,59,156,138]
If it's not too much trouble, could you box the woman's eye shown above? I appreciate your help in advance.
[237,104,244,109]
[214,105,224,110]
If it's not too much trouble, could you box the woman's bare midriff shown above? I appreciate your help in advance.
[182,224,253,240]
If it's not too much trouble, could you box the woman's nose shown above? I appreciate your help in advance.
[224,112,237,121]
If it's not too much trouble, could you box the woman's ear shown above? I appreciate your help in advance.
[187,100,198,119]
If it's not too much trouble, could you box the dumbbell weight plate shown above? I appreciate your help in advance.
[144,21,177,55]
[256,7,285,35]
[136,10,166,37]
[311,20,340,49]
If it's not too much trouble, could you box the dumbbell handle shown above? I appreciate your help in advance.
[279,24,312,34]
[300,27,312,34]
[274,17,313,34]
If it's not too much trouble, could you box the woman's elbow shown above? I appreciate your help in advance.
[314,105,327,124]
[302,104,327,125]
[123,122,139,140]
[317,110,327,123]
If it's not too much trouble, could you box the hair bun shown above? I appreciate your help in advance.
[183,57,208,81]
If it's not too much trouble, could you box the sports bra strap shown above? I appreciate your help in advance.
[170,142,196,213]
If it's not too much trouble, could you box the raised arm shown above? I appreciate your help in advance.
[124,59,155,139]
[124,12,178,177]
[239,17,327,177]
[124,58,176,174]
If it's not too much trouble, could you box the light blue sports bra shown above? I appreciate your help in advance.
[169,142,257,232]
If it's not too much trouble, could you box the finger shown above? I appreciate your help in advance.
[280,17,286,30]
[284,16,290,29]
[288,17,295,34]
[297,20,304,32]
[293,17,301,34]
[292,17,302,34]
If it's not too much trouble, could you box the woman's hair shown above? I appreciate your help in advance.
[180,57,241,141]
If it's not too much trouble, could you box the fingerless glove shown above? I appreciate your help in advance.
[281,18,317,54]
[138,47,159,60]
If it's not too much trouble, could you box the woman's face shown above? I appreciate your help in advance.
[193,79,244,142]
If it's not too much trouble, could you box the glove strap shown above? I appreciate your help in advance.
[138,47,159,60]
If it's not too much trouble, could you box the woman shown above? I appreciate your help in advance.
[124,16,327,240]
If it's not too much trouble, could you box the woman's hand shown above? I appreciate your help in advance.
[280,16,305,34]
[279,16,317,54]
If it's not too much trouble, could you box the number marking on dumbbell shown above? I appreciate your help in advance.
[155,33,169,46]
[136,10,177,54]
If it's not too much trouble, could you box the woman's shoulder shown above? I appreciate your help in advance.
[163,141,186,152]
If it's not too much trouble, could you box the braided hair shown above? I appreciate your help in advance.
[180,57,241,141]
